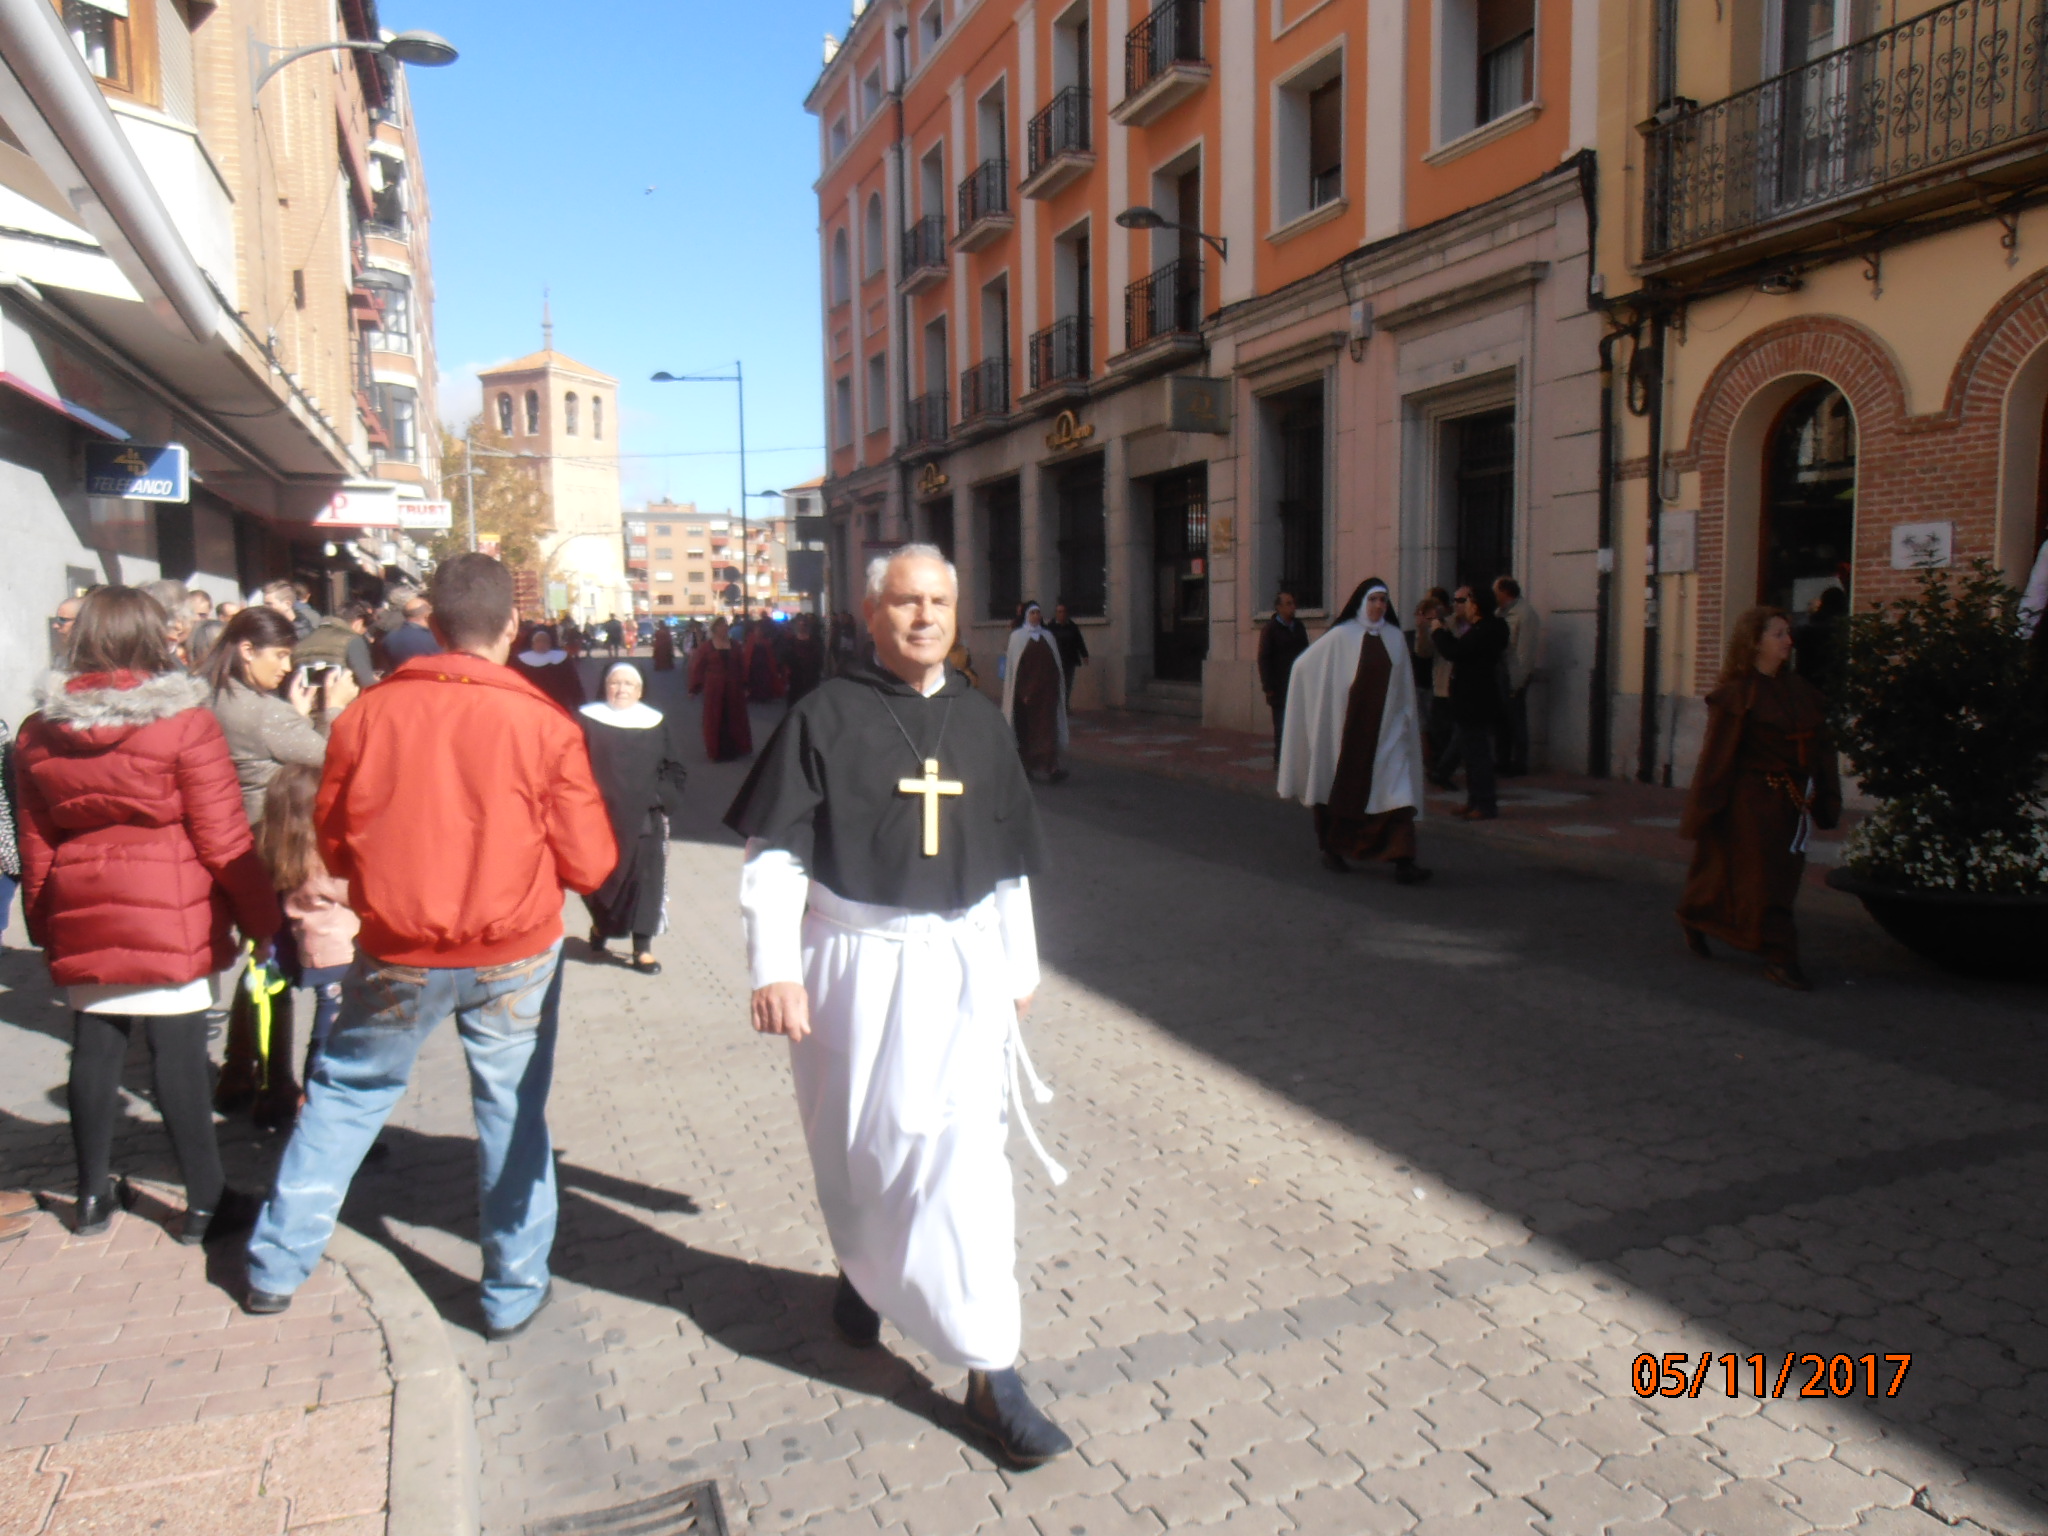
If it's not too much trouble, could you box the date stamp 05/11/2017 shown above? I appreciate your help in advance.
[1633,1352,1912,1400]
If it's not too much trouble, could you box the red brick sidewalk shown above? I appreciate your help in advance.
[0,1182,392,1536]
[1065,709,1861,888]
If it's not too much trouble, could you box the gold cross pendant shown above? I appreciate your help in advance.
[897,757,964,856]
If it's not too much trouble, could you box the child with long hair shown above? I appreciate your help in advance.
[255,763,358,1069]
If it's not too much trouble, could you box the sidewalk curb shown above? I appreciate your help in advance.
[326,1223,480,1536]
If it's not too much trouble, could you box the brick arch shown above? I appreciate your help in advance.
[1937,265,2048,427]
[1679,317,1909,692]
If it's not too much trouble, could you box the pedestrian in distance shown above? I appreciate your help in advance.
[378,596,438,671]
[1257,590,1310,765]
[1278,579,1431,884]
[254,762,358,1076]
[579,663,688,976]
[651,621,676,673]
[1048,601,1089,707]
[50,593,82,660]
[689,617,754,762]
[243,554,617,1337]
[293,600,378,690]
[1493,576,1539,777]
[785,614,826,703]
[725,544,1074,1469]
[511,625,588,715]
[1677,606,1841,991]
[1428,585,1509,820]
[1002,602,1068,784]
[1414,588,1459,787]
[741,617,786,703]
[14,586,281,1242]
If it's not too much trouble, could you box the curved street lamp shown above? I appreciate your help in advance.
[1115,204,1228,261]
[250,30,458,105]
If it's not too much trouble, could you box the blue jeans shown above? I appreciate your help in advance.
[246,941,565,1331]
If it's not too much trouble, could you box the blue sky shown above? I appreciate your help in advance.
[391,0,845,512]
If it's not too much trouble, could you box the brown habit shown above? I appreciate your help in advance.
[1012,636,1062,773]
[1677,670,1841,962]
[1314,633,1418,862]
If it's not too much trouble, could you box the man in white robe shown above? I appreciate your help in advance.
[1277,578,1430,883]
[725,545,1073,1468]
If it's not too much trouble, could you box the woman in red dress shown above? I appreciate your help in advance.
[688,617,753,761]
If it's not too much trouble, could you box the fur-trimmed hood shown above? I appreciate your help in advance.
[33,669,209,736]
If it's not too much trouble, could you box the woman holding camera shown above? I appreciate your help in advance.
[201,606,357,1123]
[203,607,358,827]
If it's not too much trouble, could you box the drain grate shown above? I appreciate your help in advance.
[524,1481,729,1536]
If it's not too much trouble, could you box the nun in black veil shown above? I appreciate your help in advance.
[579,663,689,974]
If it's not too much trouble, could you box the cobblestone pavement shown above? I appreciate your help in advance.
[0,951,396,1536]
[172,665,2048,1536]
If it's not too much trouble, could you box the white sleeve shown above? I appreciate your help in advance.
[739,839,810,990]
[2024,541,2048,635]
[993,876,1041,999]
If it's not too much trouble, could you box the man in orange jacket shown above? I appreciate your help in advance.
[245,554,616,1338]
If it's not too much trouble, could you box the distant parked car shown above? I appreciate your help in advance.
[636,618,656,644]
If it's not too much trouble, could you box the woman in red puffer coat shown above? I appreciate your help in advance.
[15,586,280,1241]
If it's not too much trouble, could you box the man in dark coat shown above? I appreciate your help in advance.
[1257,591,1310,764]
[1047,603,1089,706]
[1428,584,1509,820]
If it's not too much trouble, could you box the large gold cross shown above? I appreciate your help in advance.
[897,757,964,856]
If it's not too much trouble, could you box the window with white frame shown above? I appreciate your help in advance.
[1438,0,1536,144]
[920,2,944,58]
[864,193,885,276]
[1274,50,1345,228]
[829,115,849,160]
[831,227,852,305]
[862,67,885,120]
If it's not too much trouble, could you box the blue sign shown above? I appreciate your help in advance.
[85,442,189,502]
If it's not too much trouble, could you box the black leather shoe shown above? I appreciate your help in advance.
[73,1187,116,1237]
[243,1288,291,1316]
[832,1273,881,1347]
[1764,962,1813,992]
[963,1367,1073,1468]
[631,957,662,977]
[182,1187,262,1247]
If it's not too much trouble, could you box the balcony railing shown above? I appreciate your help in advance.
[1126,0,1204,98]
[1028,316,1090,391]
[906,388,949,446]
[903,213,948,275]
[1027,87,1091,176]
[1125,258,1203,351]
[1644,0,2048,262]
[958,158,1010,232]
[959,356,1011,422]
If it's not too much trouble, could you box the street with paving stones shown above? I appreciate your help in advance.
[315,665,2046,1536]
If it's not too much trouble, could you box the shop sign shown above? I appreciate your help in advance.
[85,442,188,502]
[1659,510,1699,575]
[788,550,826,594]
[1045,410,1095,453]
[397,500,453,531]
[1167,376,1231,435]
[314,484,401,528]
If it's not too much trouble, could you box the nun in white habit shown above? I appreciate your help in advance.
[1277,577,1431,883]
[1001,602,1068,781]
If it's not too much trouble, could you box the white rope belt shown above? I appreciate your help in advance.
[1006,1015,1066,1185]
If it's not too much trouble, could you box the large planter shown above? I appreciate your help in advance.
[1825,868,2048,980]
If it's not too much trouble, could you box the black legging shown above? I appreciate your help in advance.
[69,1011,223,1211]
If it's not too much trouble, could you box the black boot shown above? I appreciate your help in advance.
[182,1186,262,1248]
[832,1272,881,1347]
[1393,859,1432,886]
[963,1367,1073,1468]
[73,1176,135,1237]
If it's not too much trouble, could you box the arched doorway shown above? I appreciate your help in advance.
[1760,382,1855,614]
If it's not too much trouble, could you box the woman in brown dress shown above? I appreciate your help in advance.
[1677,605,1841,990]
[688,617,754,762]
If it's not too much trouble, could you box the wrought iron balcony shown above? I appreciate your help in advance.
[1022,87,1094,198]
[955,159,1013,251]
[959,356,1011,423]
[905,388,949,447]
[1028,316,1091,392]
[1117,0,1208,126]
[901,214,948,293]
[1643,0,2048,275]
[1124,258,1204,352]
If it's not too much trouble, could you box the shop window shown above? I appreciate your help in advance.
[1762,382,1856,613]
[983,477,1022,620]
[1056,458,1107,617]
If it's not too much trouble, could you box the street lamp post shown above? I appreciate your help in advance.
[1114,204,1228,260]
[651,364,751,613]
[248,29,457,105]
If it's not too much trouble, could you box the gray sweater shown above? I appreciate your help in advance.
[207,679,332,828]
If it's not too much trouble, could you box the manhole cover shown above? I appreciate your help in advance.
[525,1482,729,1536]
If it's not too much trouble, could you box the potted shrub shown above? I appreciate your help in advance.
[1825,559,2048,978]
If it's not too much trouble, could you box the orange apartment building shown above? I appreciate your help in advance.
[808,0,1607,766]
